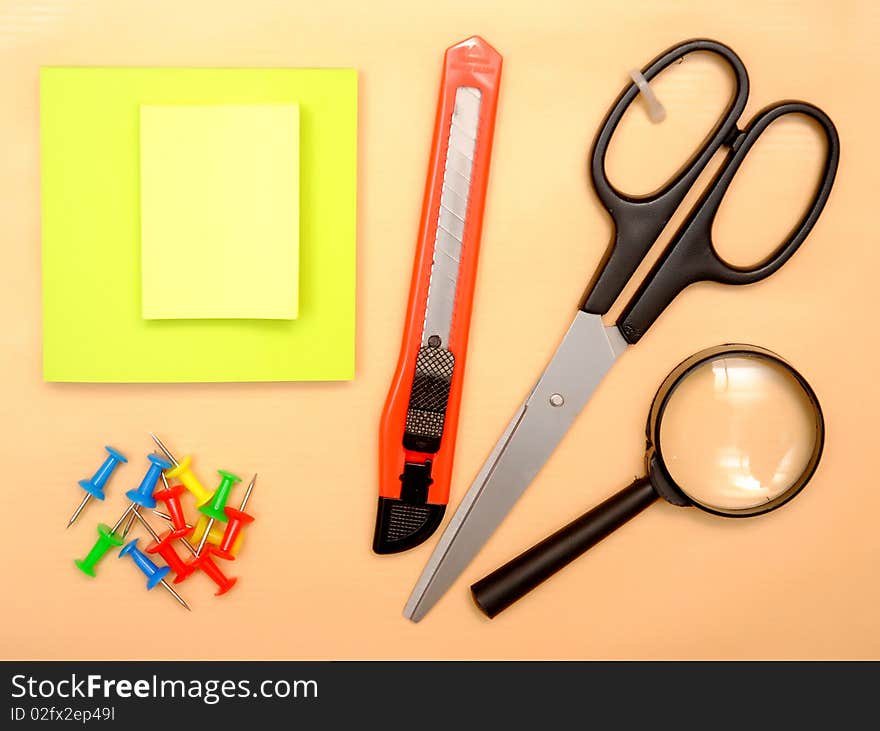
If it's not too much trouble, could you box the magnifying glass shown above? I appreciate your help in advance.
[470,344,824,618]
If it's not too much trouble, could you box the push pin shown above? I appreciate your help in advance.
[68,446,127,528]
[74,508,138,578]
[111,454,171,531]
[149,433,212,505]
[185,551,237,596]
[213,474,257,561]
[119,539,190,610]
[196,470,241,555]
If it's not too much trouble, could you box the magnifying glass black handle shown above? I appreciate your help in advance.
[470,478,658,618]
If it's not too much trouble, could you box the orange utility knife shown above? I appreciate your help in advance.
[374,36,502,554]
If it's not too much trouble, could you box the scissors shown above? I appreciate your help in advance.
[404,38,840,622]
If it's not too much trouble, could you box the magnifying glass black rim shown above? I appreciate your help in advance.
[648,344,825,518]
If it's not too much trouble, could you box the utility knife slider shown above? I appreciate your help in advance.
[374,36,503,554]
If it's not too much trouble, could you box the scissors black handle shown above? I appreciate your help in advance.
[581,39,841,345]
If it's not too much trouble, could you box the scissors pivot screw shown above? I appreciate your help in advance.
[549,393,565,407]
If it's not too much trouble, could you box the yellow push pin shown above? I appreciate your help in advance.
[149,433,212,505]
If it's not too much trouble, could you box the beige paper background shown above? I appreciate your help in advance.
[0,0,877,660]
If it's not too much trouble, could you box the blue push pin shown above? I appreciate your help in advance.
[67,446,128,528]
[125,453,170,509]
[119,539,190,610]
[112,454,172,531]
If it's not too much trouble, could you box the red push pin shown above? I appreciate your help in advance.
[213,474,256,561]
[153,473,189,537]
[186,552,237,596]
[146,528,197,584]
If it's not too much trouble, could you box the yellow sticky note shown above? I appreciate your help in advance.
[140,104,300,320]
[40,67,357,382]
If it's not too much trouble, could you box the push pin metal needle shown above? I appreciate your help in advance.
[149,432,177,465]
[160,511,245,557]
[239,474,256,512]
[121,508,138,539]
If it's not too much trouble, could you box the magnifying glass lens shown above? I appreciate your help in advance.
[658,355,820,512]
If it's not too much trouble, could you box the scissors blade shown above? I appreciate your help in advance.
[403,311,628,621]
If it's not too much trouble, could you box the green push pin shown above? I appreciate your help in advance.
[74,509,132,577]
[195,470,241,555]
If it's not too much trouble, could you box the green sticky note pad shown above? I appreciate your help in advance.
[140,104,300,320]
[41,68,357,382]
